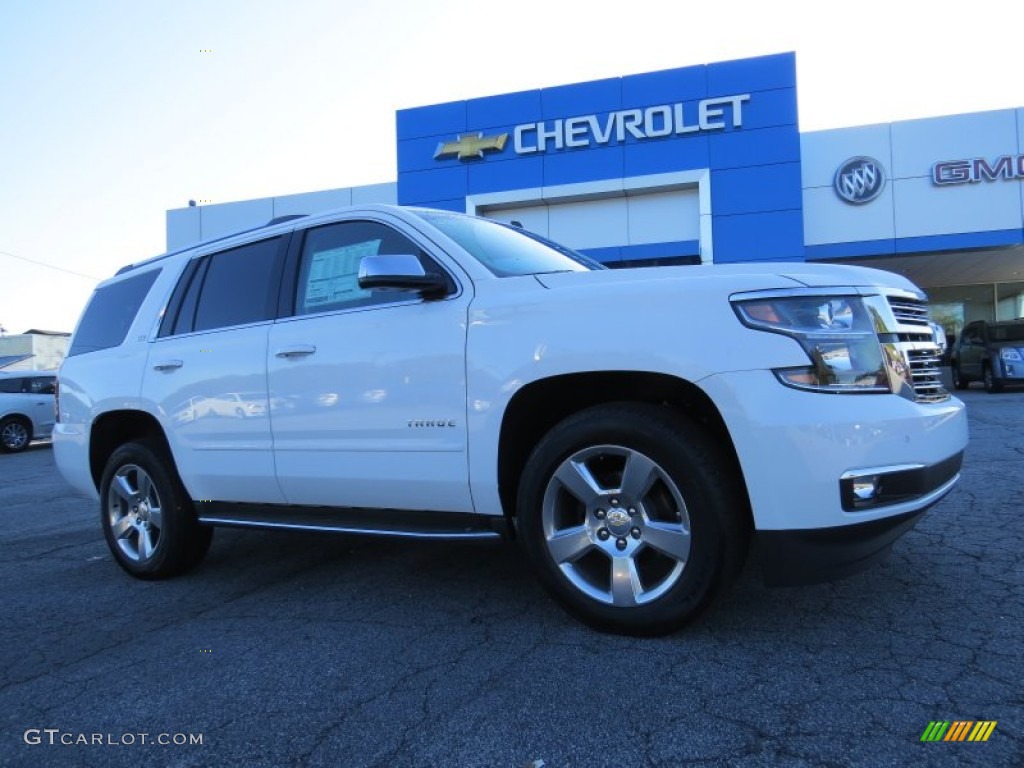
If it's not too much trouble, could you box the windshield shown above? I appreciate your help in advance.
[413,210,603,277]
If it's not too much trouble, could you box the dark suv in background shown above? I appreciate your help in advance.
[951,319,1024,392]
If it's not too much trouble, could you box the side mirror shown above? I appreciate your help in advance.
[357,254,448,299]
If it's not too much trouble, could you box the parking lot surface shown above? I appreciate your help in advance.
[1,389,1021,767]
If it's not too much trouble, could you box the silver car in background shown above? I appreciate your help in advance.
[0,371,57,452]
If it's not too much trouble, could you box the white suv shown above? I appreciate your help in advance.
[0,371,57,452]
[53,205,968,635]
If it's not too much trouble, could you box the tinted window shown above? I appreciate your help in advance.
[68,269,161,356]
[192,237,283,332]
[991,324,1024,342]
[0,377,23,393]
[27,376,56,394]
[157,258,205,338]
[294,221,447,315]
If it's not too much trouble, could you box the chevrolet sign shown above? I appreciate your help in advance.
[434,94,751,161]
[515,94,750,154]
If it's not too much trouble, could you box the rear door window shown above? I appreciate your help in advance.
[161,236,286,335]
[27,377,56,394]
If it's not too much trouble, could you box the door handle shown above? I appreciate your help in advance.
[153,360,183,371]
[275,345,316,358]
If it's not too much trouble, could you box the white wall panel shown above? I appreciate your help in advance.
[199,199,274,241]
[482,188,701,250]
[166,183,399,250]
[272,189,351,218]
[166,208,201,251]
[803,186,895,245]
[627,189,700,244]
[481,205,550,237]
[351,182,398,204]
[891,110,1018,179]
[547,198,628,250]
[800,124,892,188]
[894,176,1022,238]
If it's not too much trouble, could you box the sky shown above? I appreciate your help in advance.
[1,0,1023,335]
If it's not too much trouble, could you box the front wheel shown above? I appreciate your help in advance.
[517,403,748,636]
[983,365,1003,393]
[100,440,213,579]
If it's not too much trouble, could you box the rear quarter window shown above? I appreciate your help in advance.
[67,269,161,356]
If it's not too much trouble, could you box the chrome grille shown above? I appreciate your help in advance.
[887,297,931,327]
[906,348,948,403]
[884,295,950,403]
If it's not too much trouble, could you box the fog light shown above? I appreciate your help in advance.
[852,476,881,501]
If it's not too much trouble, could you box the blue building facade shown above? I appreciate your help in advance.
[396,53,803,267]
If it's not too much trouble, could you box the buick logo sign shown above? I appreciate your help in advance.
[834,156,885,204]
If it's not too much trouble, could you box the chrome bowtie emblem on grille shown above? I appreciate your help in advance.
[834,156,885,204]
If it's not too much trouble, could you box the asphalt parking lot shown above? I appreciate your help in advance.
[1,388,1021,767]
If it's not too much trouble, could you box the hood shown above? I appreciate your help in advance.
[534,262,924,296]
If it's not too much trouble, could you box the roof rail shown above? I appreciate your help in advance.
[114,214,309,276]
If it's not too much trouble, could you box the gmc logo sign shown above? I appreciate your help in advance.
[932,155,1024,185]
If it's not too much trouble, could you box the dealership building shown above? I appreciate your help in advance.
[167,52,1024,335]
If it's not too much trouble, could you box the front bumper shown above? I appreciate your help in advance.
[700,370,967,532]
[757,452,961,585]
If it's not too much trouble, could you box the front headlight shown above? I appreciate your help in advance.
[1000,348,1022,362]
[734,295,890,393]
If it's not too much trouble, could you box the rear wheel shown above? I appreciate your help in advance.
[951,364,968,390]
[0,416,31,453]
[517,403,748,636]
[100,440,213,578]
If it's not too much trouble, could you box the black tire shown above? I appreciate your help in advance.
[951,364,968,390]
[983,364,1003,394]
[0,416,32,453]
[516,402,749,636]
[99,440,213,579]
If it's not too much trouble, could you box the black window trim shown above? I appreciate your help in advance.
[277,217,461,321]
[157,233,292,338]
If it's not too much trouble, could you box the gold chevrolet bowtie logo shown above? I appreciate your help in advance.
[434,132,509,161]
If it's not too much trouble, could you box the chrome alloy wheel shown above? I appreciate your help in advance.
[106,464,164,562]
[541,444,692,607]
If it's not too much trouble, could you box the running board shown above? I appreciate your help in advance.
[195,501,504,540]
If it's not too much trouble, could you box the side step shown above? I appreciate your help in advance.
[196,501,504,540]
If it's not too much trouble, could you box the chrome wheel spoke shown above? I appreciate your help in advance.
[547,525,593,564]
[139,528,156,559]
[553,460,603,505]
[113,475,137,504]
[619,450,658,502]
[110,516,134,539]
[148,505,163,530]
[610,556,642,607]
[138,473,153,503]
[644,521,691,562]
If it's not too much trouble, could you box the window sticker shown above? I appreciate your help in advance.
[303,239,380,308]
